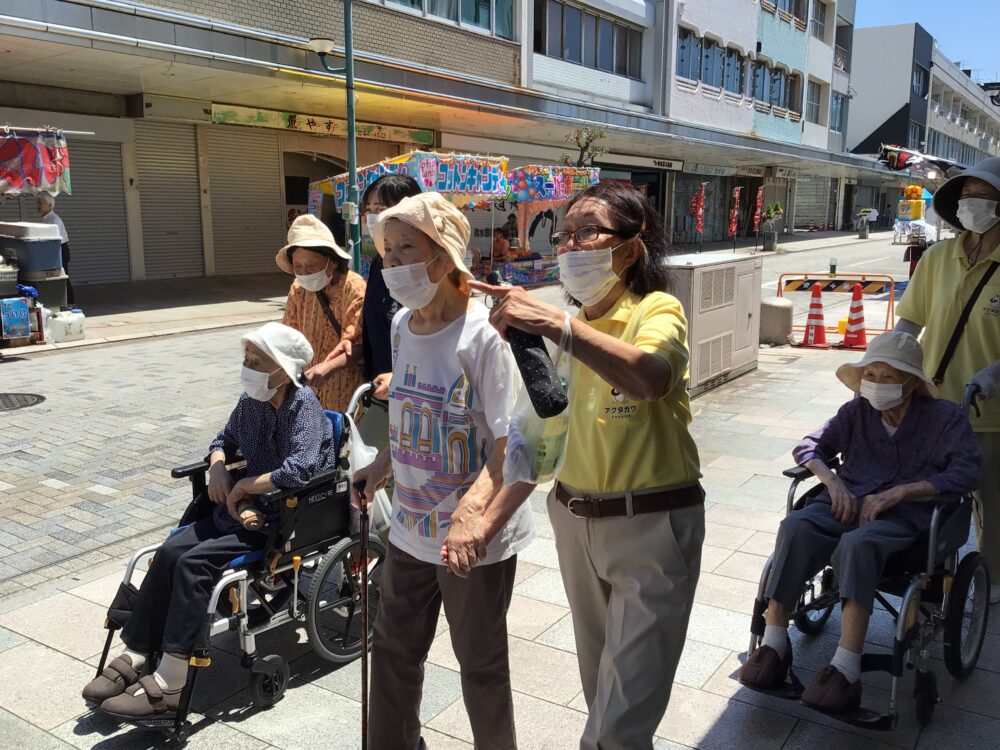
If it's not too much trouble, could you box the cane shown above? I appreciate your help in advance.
[353,479,370,750]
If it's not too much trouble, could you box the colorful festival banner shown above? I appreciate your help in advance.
[753,186,765,232]
[0,133,71,196]
[211,104,434,145]
[692,183,707,235]
[506,165,599,205]
[728,186,743,238]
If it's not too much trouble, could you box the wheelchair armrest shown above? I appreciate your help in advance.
[171,461,209,479]
[260,468,345,503]
[930,493,964,506]
[782,456,841,480]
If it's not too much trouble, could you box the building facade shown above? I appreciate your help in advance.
[0,0,888,284]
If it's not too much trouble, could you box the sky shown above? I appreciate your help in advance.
[855,0,999,82]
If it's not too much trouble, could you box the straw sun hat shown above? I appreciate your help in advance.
[275,214,350,274]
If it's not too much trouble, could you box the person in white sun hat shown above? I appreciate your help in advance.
[277,214,366,412]
[896,156,1000,604]
[741,331,980,714]
[82,322,339,722]
[353,191,532,750]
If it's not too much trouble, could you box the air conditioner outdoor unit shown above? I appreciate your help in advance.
[666,254,763,397]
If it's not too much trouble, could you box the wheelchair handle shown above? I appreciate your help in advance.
[962,383,981,420]
[347,382,374,417]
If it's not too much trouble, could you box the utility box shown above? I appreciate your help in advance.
[666,254,763,396]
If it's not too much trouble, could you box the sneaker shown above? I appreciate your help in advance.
[739,642,792,690]
[801,665,862,714]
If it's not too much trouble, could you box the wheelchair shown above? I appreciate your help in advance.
[93,384,387,743]
[746,386,991,730]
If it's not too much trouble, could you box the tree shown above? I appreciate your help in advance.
[560,126,608,167]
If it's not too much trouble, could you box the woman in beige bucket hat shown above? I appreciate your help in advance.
[276,214,366,412]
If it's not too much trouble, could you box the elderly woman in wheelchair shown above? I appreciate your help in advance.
[82,322,338,722]
[740,332,983,721]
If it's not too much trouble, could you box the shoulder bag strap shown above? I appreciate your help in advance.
[314,290,342,338]
[932,260,999,385]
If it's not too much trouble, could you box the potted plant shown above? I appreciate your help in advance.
[762,203,781,251]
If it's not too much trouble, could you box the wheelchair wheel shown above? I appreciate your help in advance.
[306,534,387,664]
[792,568,835,636]
[943,552,990,679]
[248,654,289,709]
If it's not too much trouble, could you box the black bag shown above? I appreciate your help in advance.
[315,291,342,338]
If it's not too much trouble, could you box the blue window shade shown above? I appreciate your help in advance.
[676,28,700,81]
[723,48,743,94]
[770,68,786,107]
[753,62,770,101]
[701,39,723,87]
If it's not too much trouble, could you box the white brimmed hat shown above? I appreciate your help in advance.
[371,192,473,279]
[835,331,937,397]
[241,322,314,386]
[275,214,349,273]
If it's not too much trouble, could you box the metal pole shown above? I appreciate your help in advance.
[344,0,361,271]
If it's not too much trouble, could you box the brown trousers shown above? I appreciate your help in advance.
[368,542,518,750]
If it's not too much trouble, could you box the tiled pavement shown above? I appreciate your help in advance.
[1,328,998,748]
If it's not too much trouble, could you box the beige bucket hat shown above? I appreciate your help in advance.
[371,192,473,279]
[835,331,938,397]
[275,214,349,273]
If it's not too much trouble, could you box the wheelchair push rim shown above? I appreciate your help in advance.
[305,534,386,664]
[943,552,990,678]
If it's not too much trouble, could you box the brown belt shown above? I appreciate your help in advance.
[555,482,704,519]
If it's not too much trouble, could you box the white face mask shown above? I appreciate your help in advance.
[859,379,905,411]
[558,245,625,307]
[296,260,332,293]
[956,197,1000,234]
[241,365,281,402]
[382,258,441,310]
[364,213,379,236]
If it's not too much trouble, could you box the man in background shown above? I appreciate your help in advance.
[36,193,74,308]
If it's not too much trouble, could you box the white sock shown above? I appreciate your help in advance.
[121,648,146,672]
[761,624,788,658]
[135,653,188,695]
[830,646,862,684]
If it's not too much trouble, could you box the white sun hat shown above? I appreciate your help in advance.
[241,322,314,386]
[835,331,938,397]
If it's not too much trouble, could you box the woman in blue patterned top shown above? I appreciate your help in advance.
[83,322,337,722]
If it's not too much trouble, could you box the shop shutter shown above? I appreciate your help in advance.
[135,121,204,279]
[53,141,130,284]
[793,175,835,229]
[0,142,130,283]
[206,125,284,275]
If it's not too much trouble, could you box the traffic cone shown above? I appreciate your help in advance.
[839,284,868,349]
[808,219,815,232]
[800,283,830,348]
[828,220,834,231]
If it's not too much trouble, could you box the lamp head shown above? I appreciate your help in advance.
[309,38,336,55]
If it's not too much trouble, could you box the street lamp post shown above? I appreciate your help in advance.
[310,3,361,270]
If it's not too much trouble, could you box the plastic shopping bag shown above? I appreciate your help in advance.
[345,413,392,535]
[503,313,572,485]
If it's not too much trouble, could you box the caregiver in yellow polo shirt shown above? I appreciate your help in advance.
[896,156,1000,605]
[469,181,705,750]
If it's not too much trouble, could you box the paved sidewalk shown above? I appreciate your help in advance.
[0,328,996,749]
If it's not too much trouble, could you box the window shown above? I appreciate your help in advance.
[700,38,724,88]
[676,27,701,81]
[776,0,805,19]
[563,4,582,63]
[912,64,928,98]
[723,48,744,94]
[427,0,458,22]
[598,17,614,72]
[753,61,771,101]
[786,73,801,112]
[385,0,514,39]
[537,1,642,78]
[583,13,597,68]
[547,0,562,56]
[770,68,787,107]
[908,121,925,151]
[806,80,821,123]
[830,92,845,132]
[810,0,826,40]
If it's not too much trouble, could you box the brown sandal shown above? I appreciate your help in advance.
[100,675,183,720]
[82,655,141,708]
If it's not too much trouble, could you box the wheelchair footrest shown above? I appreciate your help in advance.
[860,653,901,676]
[803,703,895,732]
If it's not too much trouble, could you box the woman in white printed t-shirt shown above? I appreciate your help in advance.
[355,191,534,750]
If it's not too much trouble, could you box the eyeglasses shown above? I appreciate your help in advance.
[549,225,630,248]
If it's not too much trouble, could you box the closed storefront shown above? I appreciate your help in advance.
[794,174,837,229]
[674,173,731,244]
[0,141,130,284]
[207,125,285,275]
[135,121,204,280]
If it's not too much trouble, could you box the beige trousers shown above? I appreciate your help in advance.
[547,488,705,750]
[974,432,1000,579]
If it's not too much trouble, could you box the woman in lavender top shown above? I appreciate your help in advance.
[739,331,980,714]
